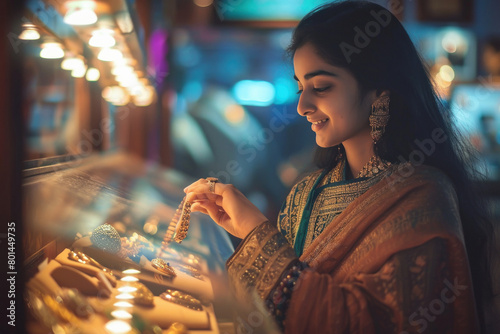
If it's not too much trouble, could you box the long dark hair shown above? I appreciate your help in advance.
[288,0,494,329]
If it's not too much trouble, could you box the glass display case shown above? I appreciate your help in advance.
[23,152,237,333]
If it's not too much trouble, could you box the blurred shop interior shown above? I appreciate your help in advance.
[2,0,500,333]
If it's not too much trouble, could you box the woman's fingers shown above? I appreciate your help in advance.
[185,181,228,207]
[185,190,219,203]
[184,178,211,193]
[190,201,209,215]
[184,178,229,197]
[184,179,265,238]
[191,200,226,224]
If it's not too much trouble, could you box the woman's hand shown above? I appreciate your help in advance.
[184,178,268,239]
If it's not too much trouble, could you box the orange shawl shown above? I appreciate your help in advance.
[227,165,479,333]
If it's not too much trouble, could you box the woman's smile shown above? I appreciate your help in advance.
[309,117,329,132]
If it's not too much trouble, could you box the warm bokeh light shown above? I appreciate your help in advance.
[224,104,246,124]
[439,65,455,82]
[122,269,141,275]
[61,56,84,70]
[19,23,40,40]
[64,1,98,26]
[441,30,466,54]
[71,65,87,78]
[115,293,134,300]
[279,163,300,187]
[194,0,214,7]
[143,222,158,235]
[98,48,123,62]
[86,67,100,81]
[113,58,135,68]
[118,286,138,293]
[112,65,134,76]
[40,42,65,59]
[113,301,134,308]
[133,86,155,106]
[128,84,146,96]
[89,29,116,48]
[115,72,139,87]
[102,86,131,106]
[120,275,139,282]
[110,310,133,320]
[104,320,132,334]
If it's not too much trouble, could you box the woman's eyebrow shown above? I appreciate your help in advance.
[294,70,338,81]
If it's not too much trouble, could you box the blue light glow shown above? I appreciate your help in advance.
[233,80,275,107]
[182,81,203,102]
[274,77,297,105]
[216,0,332,21]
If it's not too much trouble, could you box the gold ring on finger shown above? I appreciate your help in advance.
[206,177,218,194]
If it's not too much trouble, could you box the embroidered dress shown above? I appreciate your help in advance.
[226,163,480,333]
[278,157,391,256]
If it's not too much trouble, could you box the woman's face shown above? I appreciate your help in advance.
[293,43,376,148]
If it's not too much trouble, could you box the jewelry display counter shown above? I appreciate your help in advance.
[22,152,236,334]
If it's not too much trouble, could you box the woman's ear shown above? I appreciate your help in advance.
[366,89,390,110]
[376,89,390,98]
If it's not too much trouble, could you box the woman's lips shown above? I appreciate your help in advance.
[311,118,328,132]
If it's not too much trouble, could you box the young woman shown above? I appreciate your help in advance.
[185,1,494,333]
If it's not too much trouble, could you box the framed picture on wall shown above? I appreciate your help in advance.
[417,0,473,23]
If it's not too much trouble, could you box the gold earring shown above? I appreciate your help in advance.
[369,95,390,144]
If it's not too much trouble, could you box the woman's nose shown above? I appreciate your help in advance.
[296,93,316,116]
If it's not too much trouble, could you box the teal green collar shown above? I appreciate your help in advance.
[293,163,369,257]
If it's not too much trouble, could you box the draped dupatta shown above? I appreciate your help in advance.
[227,165,480,333]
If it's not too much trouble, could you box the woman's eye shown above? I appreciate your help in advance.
[313,86,331,93]
[296,89,303,95]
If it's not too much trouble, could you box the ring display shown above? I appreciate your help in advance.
[117,281,154,306]
[151,258,177,278]
[160,289,203,311]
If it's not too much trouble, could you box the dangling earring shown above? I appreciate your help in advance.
[369,95,390,144]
